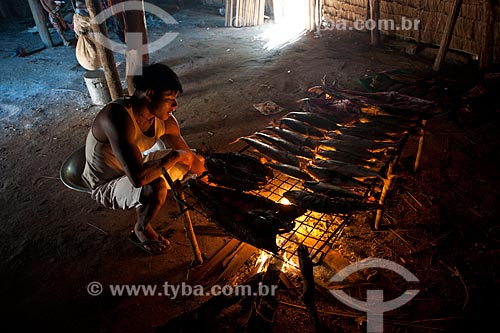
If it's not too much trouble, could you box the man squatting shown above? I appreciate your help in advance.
[83,63,206,254]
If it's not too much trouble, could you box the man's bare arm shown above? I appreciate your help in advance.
[162,116,206,175]
[99,106,188,187]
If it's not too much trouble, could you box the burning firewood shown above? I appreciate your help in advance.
[298,245,322,333]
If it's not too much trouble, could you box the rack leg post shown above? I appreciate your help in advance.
[162,168,203,265]
[374,158,396,230]
[414,119,427,173]
[178,190,204,265]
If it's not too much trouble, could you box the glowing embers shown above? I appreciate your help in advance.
[250,171,348,272]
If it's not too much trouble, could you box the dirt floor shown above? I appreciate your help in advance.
[0,4,499,333]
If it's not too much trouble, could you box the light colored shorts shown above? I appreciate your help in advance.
[90,150,189,210]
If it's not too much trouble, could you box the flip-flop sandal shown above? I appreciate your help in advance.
[157,234,171,246]
[129,231,171,255]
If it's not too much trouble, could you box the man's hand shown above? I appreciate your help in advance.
[189,153,206,177]
[160,150,190,171]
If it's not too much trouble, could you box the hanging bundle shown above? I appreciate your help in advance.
[73,13,100,70]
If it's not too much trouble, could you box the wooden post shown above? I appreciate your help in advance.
[298,245,321,333]
[229,0,234,26]
[85,0,123,100]
[479,0,495,71]
[316,0,323,35]
[374,179,390,230]
[162,168,203,265]
[374,157,397,230]
[309,0,315,31]
[178,190,204,265]
[122,1,149,95]
[259,0,265,25]
[225,0,230,26]
[235,0,241,27]
[27,0,54,48]
[433,0,463,72]
[414,119,427,173]
[369,0,380,46]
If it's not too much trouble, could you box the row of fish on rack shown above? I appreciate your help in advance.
[237,88,425,215]
[186,86,437,253]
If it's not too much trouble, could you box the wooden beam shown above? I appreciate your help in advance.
[479,0,495,71]
[433,0,463,72]
[27,0,54,48]
[187,239,241,285]
[214,243,257,284]
[369,0,380,46]
[85,0,123,100]
[122,1,149,95]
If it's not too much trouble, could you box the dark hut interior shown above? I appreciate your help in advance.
[0,0,499,332]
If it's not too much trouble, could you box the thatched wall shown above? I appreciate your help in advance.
[323,0,500,61]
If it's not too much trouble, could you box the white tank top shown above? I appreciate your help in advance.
[82,98,166,189]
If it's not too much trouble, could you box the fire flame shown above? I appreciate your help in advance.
[252,175,338,275]
[280,197,291,205]
[255,250,271,274]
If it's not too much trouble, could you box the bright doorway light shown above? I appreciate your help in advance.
[258,0,310,50]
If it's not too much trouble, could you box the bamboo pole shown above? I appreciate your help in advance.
[239,0,244,26]
[248,0,252,26]
[260,0,263,25]
[242,0,246,27]
[315,0,321,34]
[85,0,123,100]
[253,0,256,26]
[479,0,495,71]
[308,0,313,31]
[247,0,252,27]
[229,0,234,27]
[27,0,54,47]
[225,0,230,26]
[254,0,258,25]
[240,0,243,26]
[235,0,240,27]
[433,0,463,72]
[369,0,380,46]
[256,0,259,25]
[237,0,242,26]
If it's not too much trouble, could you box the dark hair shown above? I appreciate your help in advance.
[132,63,183,94]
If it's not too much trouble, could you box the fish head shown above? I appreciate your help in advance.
[282,191,302,204]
